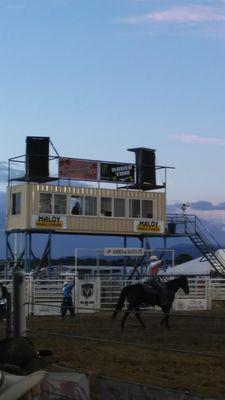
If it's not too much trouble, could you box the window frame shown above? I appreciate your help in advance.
[113,198,126,218]
[12,192,22,215]
[84,196,97,216]
[128,199,141,218]
[39,193,53,214]
[141,199,153,219]
[54,193,67,215]
[100,197,112,217]
[70,195,83,216]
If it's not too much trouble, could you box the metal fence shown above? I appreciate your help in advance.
[1,276,225,316]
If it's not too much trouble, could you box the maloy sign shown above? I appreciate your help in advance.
[32,215,67,229]
[134,219,164,234]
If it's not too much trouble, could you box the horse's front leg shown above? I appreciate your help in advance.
[160,305,171,329]
[161,313,169,328]
[121,306,132,330]
[134,307,146,329]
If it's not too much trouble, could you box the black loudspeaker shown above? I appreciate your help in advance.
[128,148,156,187]
[26,136,50,179]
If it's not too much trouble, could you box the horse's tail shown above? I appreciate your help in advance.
[112,286,128,320]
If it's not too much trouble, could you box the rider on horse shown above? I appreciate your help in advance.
[145,256,168,306]
[145,277,168,305]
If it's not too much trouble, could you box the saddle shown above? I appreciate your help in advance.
[144,281,168,306]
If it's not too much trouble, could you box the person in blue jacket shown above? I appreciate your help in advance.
[61,278,75,319]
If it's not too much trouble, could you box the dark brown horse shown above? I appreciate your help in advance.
[112,276,190,329]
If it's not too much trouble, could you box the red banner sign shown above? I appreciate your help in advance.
[59,158,98,181]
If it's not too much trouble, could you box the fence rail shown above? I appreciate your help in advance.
[1,276,225,316]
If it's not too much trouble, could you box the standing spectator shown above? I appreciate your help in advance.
[0,281,8,320]
[61,278,75,319]
[71,201,80,215]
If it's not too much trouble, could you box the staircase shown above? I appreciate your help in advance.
[167,214,225,275]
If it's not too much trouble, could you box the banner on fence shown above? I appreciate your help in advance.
[77,280,100,313]
[174,298,208,311]
[41,372,89,399]
[33,303,61,316]
[100,377,212,400]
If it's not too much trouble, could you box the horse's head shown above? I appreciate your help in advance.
[179,276,189,295]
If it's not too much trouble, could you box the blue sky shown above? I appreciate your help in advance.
[1,0,225,205]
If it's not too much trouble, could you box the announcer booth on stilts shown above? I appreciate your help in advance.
[6,136,173,288]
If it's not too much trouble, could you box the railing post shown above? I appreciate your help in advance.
[13,271,26,337]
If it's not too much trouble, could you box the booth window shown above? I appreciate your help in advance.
[39,193,52,214]
[12,192,21,215]
[84,196,97,216]
[101,197,112,217]
[129,199,140,218]
[54,194,67,214]
[142,200,153,219]
[114,198,125,217]
[71,195,83,215]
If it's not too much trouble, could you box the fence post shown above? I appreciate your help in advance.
[206,277,212,310]
[74,276,79,314]
[13,272,26,337]
[6,292,12,338]
[28,275,35,316]
[96,276,100,312]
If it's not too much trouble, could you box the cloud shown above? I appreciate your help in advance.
[171,134,225,146]
[0,161,25,188]
[168,201,225,213]
[0,0,26,9]
[167,201,225,229]
[116,5,225,25]
[6,3,25,9]
[0,162,9,183]
[1,0,69,9]
[191,201,225,211]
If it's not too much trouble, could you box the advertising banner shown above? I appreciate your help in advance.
[100,377,205,400]
[41,372,89,399]
[100,162,135,183]
[59,157,98,181]
[32,215,67,229]
[77,280,100,313]
[173,298,208,311]
[104,248,145,256]
[134,219,164,234]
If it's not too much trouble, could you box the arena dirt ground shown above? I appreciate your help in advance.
[24,310,225,398]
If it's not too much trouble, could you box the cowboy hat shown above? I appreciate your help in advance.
[0,370,47,400]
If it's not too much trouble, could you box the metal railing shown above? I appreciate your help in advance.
[167,213,225,275]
